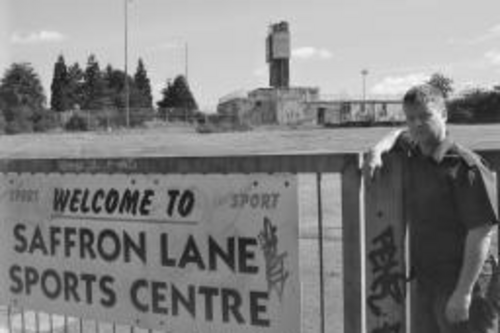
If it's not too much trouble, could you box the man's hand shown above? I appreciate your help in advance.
[445,290,472,323]
[363,148,384,179]
[362,129,404,180]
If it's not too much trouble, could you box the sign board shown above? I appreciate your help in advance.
[0,173,300,333]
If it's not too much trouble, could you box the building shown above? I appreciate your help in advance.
[305,99,405,126]
[216,21,404,128]
[217,87,320,126]
[266,21,290,88]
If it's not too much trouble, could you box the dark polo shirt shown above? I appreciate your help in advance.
[396,133,498,289]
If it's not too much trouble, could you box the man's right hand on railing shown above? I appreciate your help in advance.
[362,128,405,180]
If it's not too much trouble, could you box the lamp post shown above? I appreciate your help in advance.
[361,69,368,112]
[124,0,130,128]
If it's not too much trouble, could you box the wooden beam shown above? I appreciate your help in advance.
[341,153,364,333]
[364,153,407,333]
[0,153,354,174]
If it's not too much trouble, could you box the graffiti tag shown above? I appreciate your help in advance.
[367,226,406,316]
[258,217,289,301]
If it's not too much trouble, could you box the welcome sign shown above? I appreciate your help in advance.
[0,173,300,333]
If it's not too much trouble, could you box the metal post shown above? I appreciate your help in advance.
[124,0,130,128]
[185,42,188,81]
[316,172,325,333]
[49,313,54,333]
[361,69,368,113]
[7,306,12,333]
[35,312,40,333]
[21,308,25,333]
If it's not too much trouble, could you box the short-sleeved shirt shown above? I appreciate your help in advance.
[395,133,498,289]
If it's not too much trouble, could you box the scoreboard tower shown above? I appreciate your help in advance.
[266,21,290,88]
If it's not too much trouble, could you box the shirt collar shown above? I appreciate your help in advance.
[431,136,454,163]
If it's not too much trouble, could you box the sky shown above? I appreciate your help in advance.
[2,0,500,111]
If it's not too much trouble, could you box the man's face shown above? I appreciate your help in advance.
[404,102,446,147]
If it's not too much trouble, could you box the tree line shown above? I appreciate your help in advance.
[427,73,500,124]
[0,54,198,134]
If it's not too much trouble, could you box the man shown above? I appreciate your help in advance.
[365,84,499,333]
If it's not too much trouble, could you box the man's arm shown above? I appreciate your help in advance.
[363,128,405,178]
[445,224,495,323]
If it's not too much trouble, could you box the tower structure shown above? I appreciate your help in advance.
[266,21,290,88]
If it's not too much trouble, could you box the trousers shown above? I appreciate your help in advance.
[412,267,500,333]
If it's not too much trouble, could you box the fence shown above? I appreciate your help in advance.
[1,148,499,333]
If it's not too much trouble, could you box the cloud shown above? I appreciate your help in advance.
[11,30,66,44]
[371,73,429,96]
[449,23,500,45]
[152,42,185,50]
[253,66,267,78]
[292,47,332,60]
[485,50,500,65]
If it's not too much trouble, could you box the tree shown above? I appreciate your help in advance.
[0,62,47,133]
[67,62,85,109]
[0,97,7,133]
[172,75,198,111]
[157,75,198,121]
[157,79,175,119]
[82,54,107,110]
[428,73,454,98]
[103,64,131,109]
[50,54,70,112]
[133,58,153,109]
[447,88,500,123]
[0,62,46,109]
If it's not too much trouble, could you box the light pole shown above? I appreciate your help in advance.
[124,0,130,128]
[361,69,368,112]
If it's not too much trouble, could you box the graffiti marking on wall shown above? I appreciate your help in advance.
[372,321,401,333]
[367,225,406,333]
[258,217,289,301]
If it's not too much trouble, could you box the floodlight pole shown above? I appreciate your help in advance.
[361,69,368,112]
[124,0,130,128]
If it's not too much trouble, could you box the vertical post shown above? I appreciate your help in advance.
[316,172,326,333]
[50,313,54,333]
[185,42,189,82]
[495,169,500,333]
[35,311,40,333]
[21,308,25,333]
[341,154,365,333]
[364,153,407,333]
[361,69,368,113]
[124,0,130,128]
[7,306,12,333]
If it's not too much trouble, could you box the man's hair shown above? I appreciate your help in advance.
[403,84,447,117]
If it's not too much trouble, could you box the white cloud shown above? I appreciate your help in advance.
[292,47,332,60]
[485,50,500,65]
[153,42,185,50]
[449,23,500,45]
[253,66,267,77]
[11,30,66,44]
[371,73,429,96]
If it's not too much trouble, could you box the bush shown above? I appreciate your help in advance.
[5,118,33,134]
[0,111,5,134]
[65,114,88,131]
[33,109,60,132]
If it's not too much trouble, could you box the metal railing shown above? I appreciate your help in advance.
[1,148,499,333]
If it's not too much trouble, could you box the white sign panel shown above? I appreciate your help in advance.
[0,173,299,333]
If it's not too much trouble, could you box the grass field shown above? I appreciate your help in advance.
[1,124,500,333]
